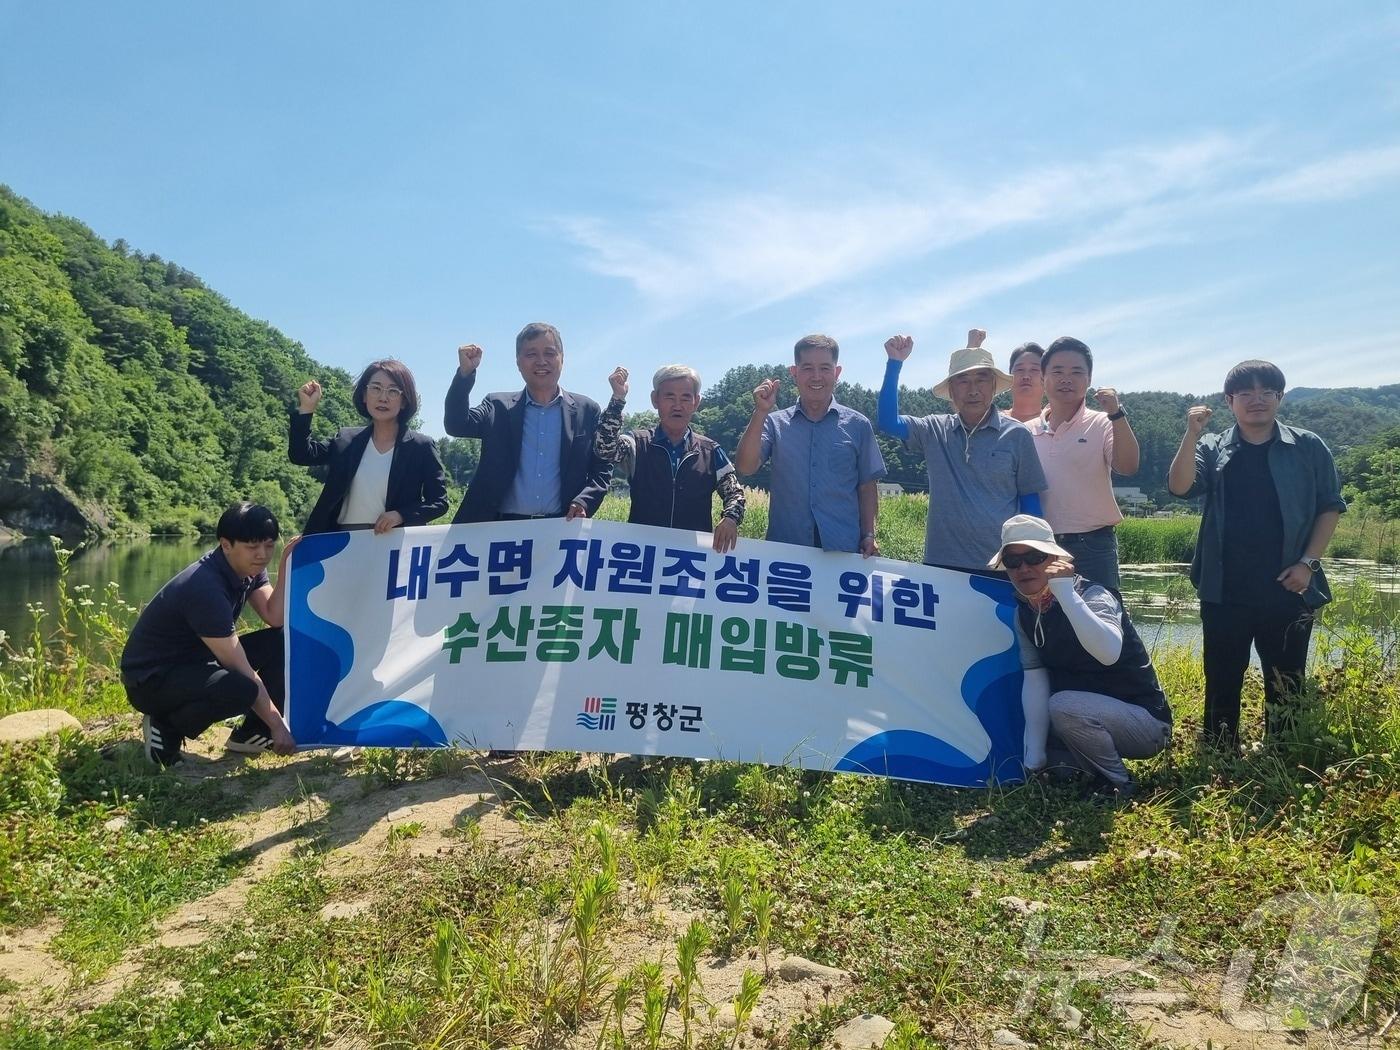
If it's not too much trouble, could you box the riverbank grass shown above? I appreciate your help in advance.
[1,512,1397,1048]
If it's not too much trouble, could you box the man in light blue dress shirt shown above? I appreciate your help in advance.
[735,334,885,556]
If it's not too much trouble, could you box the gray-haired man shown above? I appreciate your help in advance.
[594,363,745,553]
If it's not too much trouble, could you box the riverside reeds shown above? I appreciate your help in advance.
[1,509,1397,1047]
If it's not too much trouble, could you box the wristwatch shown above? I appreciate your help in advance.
[1107,408,1127,421]
[1302,557,1321,572]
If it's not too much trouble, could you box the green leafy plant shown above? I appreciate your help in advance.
[721,873,746,943]
[750,886,774,974]
[728,969,763,1048]
[639,960,669,1050]
[673,918,711,1045]
[572,868,618,1018]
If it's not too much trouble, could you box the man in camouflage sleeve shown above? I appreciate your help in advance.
[594,363,745,552]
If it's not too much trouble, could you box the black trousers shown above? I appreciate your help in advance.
[122,628,285,740]
[1200,599,1314,744]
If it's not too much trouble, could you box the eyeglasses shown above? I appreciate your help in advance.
[1229,389,1280,403]
[367,383,404,399]
[1001,549,1052,570]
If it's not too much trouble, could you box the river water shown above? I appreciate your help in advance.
[1,537,1396,658]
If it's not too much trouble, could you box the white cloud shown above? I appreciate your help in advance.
[828,223,1184,341]
[1241,145,1400,204]
[545,134,1400,402]
[546,133,1253,315]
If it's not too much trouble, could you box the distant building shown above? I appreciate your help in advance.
[877,482,904,498]
[1113,486,1152,516]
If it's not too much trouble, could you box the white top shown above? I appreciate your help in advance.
[338,440,394,526]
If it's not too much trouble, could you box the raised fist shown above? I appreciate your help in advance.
[1186,405,1213,436]
[752,378,780,414]
[1095,387,1120,416]
[457,343,483,377]
[297,380,322,414]
[608,366,629,400]
[966,328,987,349]
[884,335,914,361]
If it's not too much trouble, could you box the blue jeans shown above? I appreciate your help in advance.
[1055,526,1120,590]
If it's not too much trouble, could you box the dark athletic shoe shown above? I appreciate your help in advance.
[1084,774,1137,805]
[143,715,184,767]
[225,720,274,754]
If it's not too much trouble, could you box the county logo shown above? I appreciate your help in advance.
[577,696,617,731]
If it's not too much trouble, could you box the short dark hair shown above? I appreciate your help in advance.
[353,359,419,423]
[1042,336,1093,378]
[216,502,279,543]
[1224,359,1286,397]
[793,333,839,363]
[1008,342,1044,370]
[516,322,563,355]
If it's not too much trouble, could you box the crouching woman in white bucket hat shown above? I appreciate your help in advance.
[991,515,1173,800]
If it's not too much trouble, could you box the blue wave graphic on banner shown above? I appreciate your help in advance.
[287,532,354,741]
[287,533,447,747]
[835,573,1025,786]
[962,573,1028,784]
[836,729,983,784]
[576,713,602,729]
[311,699,449,747]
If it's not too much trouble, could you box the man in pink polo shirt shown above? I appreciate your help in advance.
[1028,337,1141,589]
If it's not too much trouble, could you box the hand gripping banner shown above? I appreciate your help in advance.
[285,519,1026,786]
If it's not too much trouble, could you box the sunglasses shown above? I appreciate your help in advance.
[1001,549,1052,570]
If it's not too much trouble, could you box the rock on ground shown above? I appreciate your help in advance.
[998,896,1050,916]
[828,1012,895,1048]
[777,954,850,984]
[0,709,82,744]
[992,1029,1036,1048]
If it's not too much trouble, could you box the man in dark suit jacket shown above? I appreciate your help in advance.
[444,322,612,524]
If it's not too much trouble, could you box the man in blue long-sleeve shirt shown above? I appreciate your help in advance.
[878,329,1047,572]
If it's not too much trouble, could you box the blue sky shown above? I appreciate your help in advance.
[3,3,1398,435]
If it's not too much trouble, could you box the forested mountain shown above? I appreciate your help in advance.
[2,187,446,539]
[2,184,1394,537]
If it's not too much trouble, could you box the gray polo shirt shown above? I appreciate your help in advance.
[760,399,886,552]
[903,407,1046,571]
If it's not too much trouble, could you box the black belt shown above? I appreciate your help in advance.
[498,511,560,521]
[1054,525,1115,540]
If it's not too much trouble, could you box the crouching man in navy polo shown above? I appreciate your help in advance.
[120,503,298,767]
[593,364,745,552]
[991,515,1172,800]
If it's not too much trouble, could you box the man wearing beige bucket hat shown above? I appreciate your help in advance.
[877,329,1047,572]
[991,514,1172,799]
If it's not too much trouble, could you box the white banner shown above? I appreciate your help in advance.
[285,520,1026,786]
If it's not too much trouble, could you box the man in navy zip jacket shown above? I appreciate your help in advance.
[444,322,612,523]
[1168,359,1345,746]
[593,363,745,552]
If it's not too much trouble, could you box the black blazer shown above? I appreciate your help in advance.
[443,371,611,524]
[290,412,449,535]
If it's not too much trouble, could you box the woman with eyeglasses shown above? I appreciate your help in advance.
[290,359,449,535]
[989,514,1172,802]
